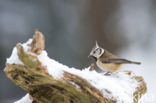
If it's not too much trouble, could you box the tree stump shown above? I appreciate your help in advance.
[4,30,147,103]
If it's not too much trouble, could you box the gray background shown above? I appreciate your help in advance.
[0,0,156,103]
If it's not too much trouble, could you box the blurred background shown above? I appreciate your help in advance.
[0,0,156,103]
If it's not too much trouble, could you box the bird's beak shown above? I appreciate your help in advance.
[88,55,97,61]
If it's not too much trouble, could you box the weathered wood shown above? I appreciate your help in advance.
[4,30,147,103]
[29,29,45,55]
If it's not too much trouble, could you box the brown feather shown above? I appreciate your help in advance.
[100,50,141,64]
[101,50,119,59]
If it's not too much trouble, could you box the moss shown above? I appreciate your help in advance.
[16,44,41,68]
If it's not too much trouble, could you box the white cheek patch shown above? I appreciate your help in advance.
[98,48,104,57]
[102,49,105,54]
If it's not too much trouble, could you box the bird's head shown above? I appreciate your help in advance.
[88,41,104,61]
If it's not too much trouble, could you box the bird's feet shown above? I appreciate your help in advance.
[105,72,112,76]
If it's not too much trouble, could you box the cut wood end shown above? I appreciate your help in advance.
[29,29,45,55]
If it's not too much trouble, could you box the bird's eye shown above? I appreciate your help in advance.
[93,51,96,53]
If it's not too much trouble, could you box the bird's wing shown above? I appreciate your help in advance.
[100,58,141,64]
[101,50,120,59]
[100,50,141,64]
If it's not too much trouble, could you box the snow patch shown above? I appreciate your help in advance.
[68,81,80,88]
[65,68,138,103]
[7,47,24,65]
[14,94,32,103]
[37,51,64,78]
[7,39,33,65]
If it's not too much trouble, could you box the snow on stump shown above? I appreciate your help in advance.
[4,30,147,103]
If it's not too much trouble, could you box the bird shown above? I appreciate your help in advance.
[88,42,141,72]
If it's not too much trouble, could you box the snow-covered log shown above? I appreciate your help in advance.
[4,30,147,103]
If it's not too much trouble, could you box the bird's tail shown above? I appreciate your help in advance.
[128,61,141,65]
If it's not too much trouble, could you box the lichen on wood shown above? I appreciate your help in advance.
[4,30,147,103]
